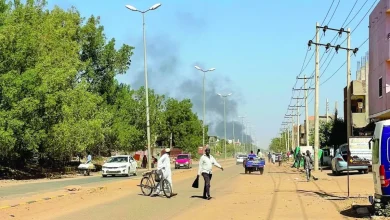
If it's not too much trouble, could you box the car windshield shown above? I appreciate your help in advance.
[107,157,128,163]
[177,155,189,159]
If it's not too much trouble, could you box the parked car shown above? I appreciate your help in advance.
[274,153,282,162]
[331,144,369,175]
[102,155,137,177]
[175,154,192,169]
[236,154,247,165]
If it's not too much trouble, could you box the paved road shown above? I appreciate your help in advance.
[1,162,353,220]
[0,164,193,199]
[54,164,241,220]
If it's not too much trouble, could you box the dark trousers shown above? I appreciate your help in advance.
[202,173,212,198]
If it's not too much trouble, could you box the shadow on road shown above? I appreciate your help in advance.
[190,195,205,199]
[326,172,366,177]
[268,172,297,175]
[339,205,372,218]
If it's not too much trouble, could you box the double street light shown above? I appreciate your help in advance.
[218,93,232,160]
[194,66,216,148]
[125,3,161,171]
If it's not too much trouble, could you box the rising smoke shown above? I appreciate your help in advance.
[127,11,253,143]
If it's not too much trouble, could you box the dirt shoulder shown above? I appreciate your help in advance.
[171,162,344,220]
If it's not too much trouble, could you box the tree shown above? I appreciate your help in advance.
[163,98,203,155]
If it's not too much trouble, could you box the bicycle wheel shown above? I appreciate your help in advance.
[162,179,172,198]
[140,177,153,196]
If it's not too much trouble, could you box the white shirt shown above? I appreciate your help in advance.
[198,154,222,175]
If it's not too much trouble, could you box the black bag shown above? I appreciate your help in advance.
[155,170,162,182]
[192,175,199,188]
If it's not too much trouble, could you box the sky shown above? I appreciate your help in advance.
[46,0,373,149]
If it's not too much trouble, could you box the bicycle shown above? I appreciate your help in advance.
[138,169,172,198]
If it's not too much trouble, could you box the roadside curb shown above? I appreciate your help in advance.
[0,186,107,211]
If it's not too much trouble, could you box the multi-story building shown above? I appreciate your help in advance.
[343,54,369,130]
[297,115,333,146]
[369,0,390,120]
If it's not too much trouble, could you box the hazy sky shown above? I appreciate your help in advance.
[48,0,372,148]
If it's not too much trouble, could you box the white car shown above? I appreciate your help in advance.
[102,155,137,177]
[236,154,247,164]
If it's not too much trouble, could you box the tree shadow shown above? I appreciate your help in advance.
[268,172,297,175]
[339,205,372,218]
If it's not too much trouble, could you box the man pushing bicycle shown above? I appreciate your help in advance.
[151,148,177,197]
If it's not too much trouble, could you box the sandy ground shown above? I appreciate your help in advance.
[0,160,376,220]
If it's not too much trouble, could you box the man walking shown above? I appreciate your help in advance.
[304,150,314,182]
[198,148,223,200]
[152,148,177,197]
[268,152,271,163]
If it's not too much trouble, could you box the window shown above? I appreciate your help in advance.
[372,138,379,164]
[379,77,383,97]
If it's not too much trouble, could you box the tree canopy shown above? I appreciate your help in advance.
[0,0,205,167]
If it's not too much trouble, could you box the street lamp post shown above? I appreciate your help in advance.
[218,93,232,160]
[125,3,161,171]
[239,116,245,152]
[194,66,216,148]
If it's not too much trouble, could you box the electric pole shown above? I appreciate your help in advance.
[284,116,292,152]
[286,113,299,149]
[290,98,304,148]
[294,75,313,146]
[307,23,358,171]
[308,25,358,145]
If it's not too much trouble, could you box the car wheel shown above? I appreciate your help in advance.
[102,174,107,178]
[364,169,369,174]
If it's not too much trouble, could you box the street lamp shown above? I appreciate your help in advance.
[218,93,232,160]
[238,115,245,152]
[125,3,161,171]
[194,66,216,148]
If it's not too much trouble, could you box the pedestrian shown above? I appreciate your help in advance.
[271,153,275,164]
[268,152,271,163]
[278,154,282,166]
[152,148,177,197]
[142,155,147,168]
[304,150,313,182]
[198,148,223,200]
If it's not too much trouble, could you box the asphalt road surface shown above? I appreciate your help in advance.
[0,164,189,199]
[53,164,241,220]
[1,161,357,220]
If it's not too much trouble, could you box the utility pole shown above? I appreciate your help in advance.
[284,116,292,152]
[326,98,329,123]
[290,99,304,148]
[232,119,235,156]
[294,75,313,146]
[286,113,298,149]
[308,25,358,144]
[307,24,358,171]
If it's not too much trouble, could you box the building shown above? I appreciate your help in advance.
[296,115,333,146]
[343,54,369,129]
[369,0,390,120]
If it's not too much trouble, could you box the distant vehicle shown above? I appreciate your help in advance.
[331,143,369,175]
[175,154,192,169]
[274,153,282,162]
[236,154,247,165]
[243,154,265,174]
[102,155,137,177]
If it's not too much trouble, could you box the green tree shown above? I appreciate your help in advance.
[163,98,203,155]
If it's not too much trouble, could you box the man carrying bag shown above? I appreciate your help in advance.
[197,148,223,200]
